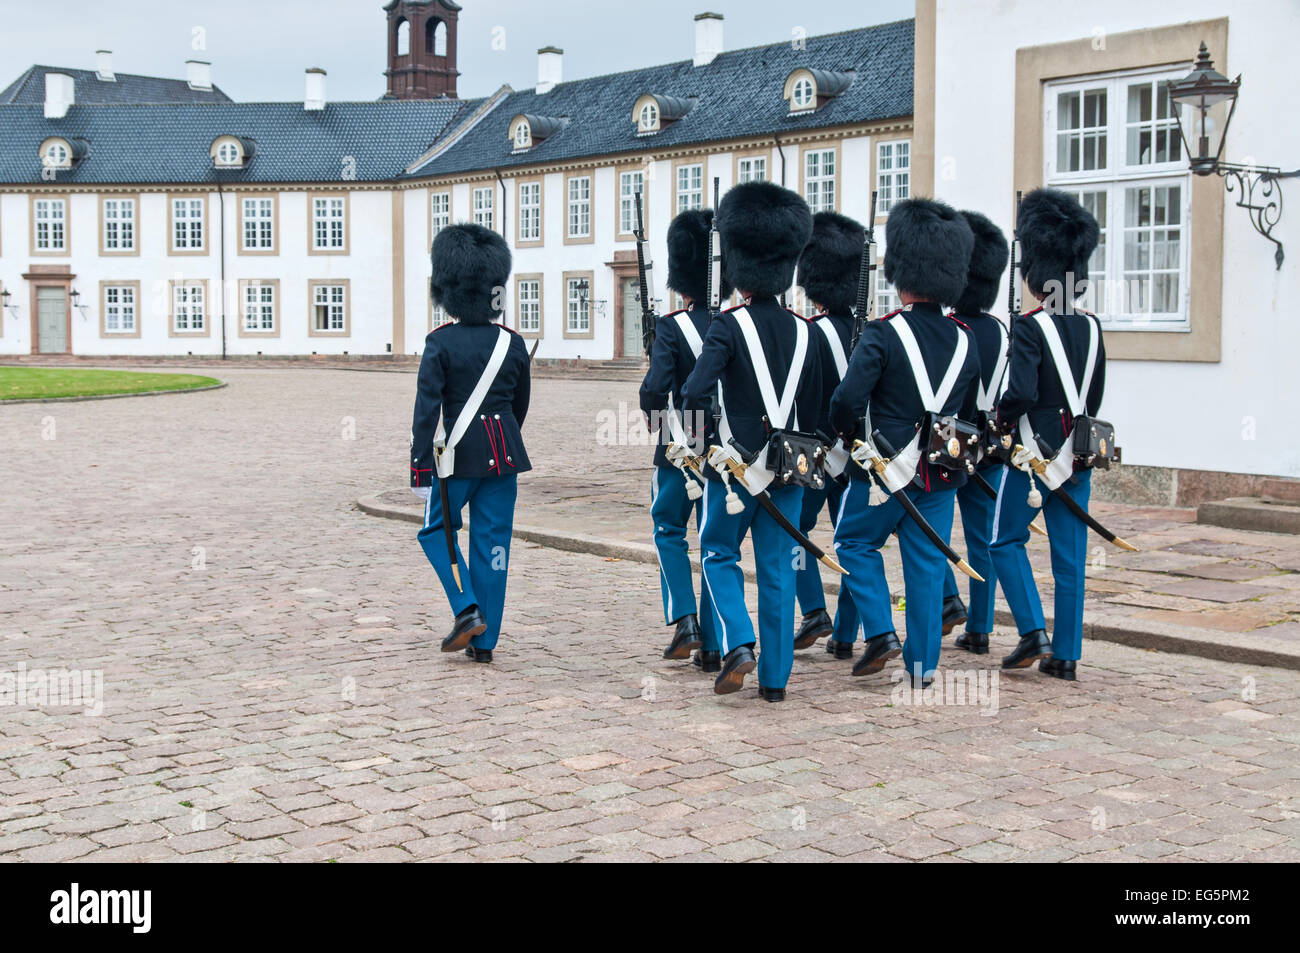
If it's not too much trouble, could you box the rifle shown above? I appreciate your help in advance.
[987,191,1024,463]
[849,190,879,353]
[634,190,657,358]
[707,177,722,317]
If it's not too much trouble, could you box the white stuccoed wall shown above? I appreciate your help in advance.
[932,0,1300,478]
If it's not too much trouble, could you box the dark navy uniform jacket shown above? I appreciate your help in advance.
[639,304,712,470]
[681,295,822,483]
[995,306,1106,458]
[410,321,532,487]
[829,302,980,492]
[810,311,854,438]
[953,308,1010,473]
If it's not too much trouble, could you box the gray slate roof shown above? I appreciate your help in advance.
[411,19,914,178]
[0,66,234,105]
[0,99,474,184]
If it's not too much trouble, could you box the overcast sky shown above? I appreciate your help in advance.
[3,0,915,101]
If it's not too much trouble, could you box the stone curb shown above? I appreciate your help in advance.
[358,493,1300,672]
[0,381,228,405]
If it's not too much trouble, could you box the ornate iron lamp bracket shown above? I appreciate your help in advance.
[1216,162,1300,270]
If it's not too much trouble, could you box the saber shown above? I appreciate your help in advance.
[528,339,539,361]
[1014,443,1139,551]
[707,177,722,317]
[434,446,462,591]
[707,445,848,576]
[969,468,1048,537]
[851,434,984,582]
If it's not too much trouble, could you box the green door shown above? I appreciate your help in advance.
[37,286,68,354]
[622,278,642,359]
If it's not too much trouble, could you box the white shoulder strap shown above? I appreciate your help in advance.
[888,313,969,413]
[816,317,848,379]
[1033,312,1099,417]
[435,327,511,453]
[673,312,704,359]
[731,306,808,431]
[977,321,1009,412]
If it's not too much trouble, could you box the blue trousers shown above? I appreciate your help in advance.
[700,480,802,691]
[796,480,860,644]
[651,465,718,651]
[989,467,1091,661]
[941,466,1003,635]
[417,475,517,650]
[834,479,956,680]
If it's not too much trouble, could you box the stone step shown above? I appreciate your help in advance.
[1260,478,1300,503]
[1197,497,1300,535]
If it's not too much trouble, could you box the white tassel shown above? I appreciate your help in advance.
[725,488,744,515]
[868,480,888,506]
[685,477,703,501]
[1027,479,1042,509]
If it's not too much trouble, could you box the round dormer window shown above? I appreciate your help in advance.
[43,142,70,168]
[792,76,815,110]
[639,101,659,132]
[216,140,241,165]
[514,122,531,149]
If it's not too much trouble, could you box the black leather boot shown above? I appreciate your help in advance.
[825,638,854,660]
[441,606,486,653]
[941,594,968,635]
[1039,657,1077,681]
[954,631,990,655]
[1001,629,1052,669]
[464,646,493,663]
[692,650,722,673]
[851,631,902,676]
[713,644,757,695]
[793,608,833,650]
[663,614,703,660]
[757,685,786,703]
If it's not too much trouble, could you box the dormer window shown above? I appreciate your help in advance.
[37,137,84,170]
[508,114,564,153]
[217,141,240,165]
[784,68,855,115]
[43,141,69,168]
[210,135,254,169]
[513,122,531,150]
[631,94,694,136]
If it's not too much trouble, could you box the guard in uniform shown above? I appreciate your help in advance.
[639,209,724,670]
[829,198,978,687]
[940,211,1011,655]
[411,224,532,664]
[792,211,864,660]
[990,188,1103,680]
[681,181,819,702]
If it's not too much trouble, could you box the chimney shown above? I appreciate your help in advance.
[186,59,212,91]
[43,72,75,119]
[305,68,327,111]
[694,12,724,67]
[536,47,563,94]
[95,50,115,82]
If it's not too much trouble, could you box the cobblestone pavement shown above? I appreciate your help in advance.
[2,368,1298,862]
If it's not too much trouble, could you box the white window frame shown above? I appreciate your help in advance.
[519,181,541,242]
[216,141,241,167]
[104,285,137,333]
[1045,66,1192,330]
[517,278,541,333]
[430,191,450,238]
[875,242,901,318]
[241,197,275,251]
[34,198,67,251]
[514,122,531,150]
[638,102,659,133]
[737,156,767,184]
[173,283,206,332]
[675,163,703,213]
[566,175,591,239]
[791,76,815,111]
[43,142,70,169]
[876,140,910,214]
[804,148,835,214]
[312,196,346,251]
[172,197,204,251]
[102,198,135,252]
[312,283,347,332]
[431,303,450,328]
[618,171,644,236]
[243,283,276,332]
[566,277,590,334]
[472,186,494,231]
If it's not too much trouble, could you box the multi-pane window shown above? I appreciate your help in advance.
[875,244,902,318]
[312,197,346,251]
[103,198,136,252]
[431,304,450,328]
[791,77,815,111]
[804,149,835,213]
[34,198,67,251]
[876,141,910,213]
[104,285,137,333]
[737,156,767,183]
[172,198,204,251]
[1046,68,1190,328]
[638,102,658,133]
[242,197,274,250]
[243,283,276,332]
[618,171,644,236]
[431,192,450,238]
[173,283,205,332]
[472,187,494,230]
[519,182,541,242]
[566,277,590,334]
[313,283,347,332]
[675,163,703,213]
[517,279,541,333]
[567,175,591,239]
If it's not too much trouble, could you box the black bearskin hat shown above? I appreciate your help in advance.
[716,182,813,298]
[882,198,974,306]
[953,210,1009,314]
[797,211,866,316]
[666,209,731,304]
[1017,188,1100,301]
[429,223,512,324]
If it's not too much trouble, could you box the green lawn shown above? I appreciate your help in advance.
[0,367,222,401]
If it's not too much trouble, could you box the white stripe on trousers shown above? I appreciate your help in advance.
[650,467,676,623]
[698,480,730,653]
